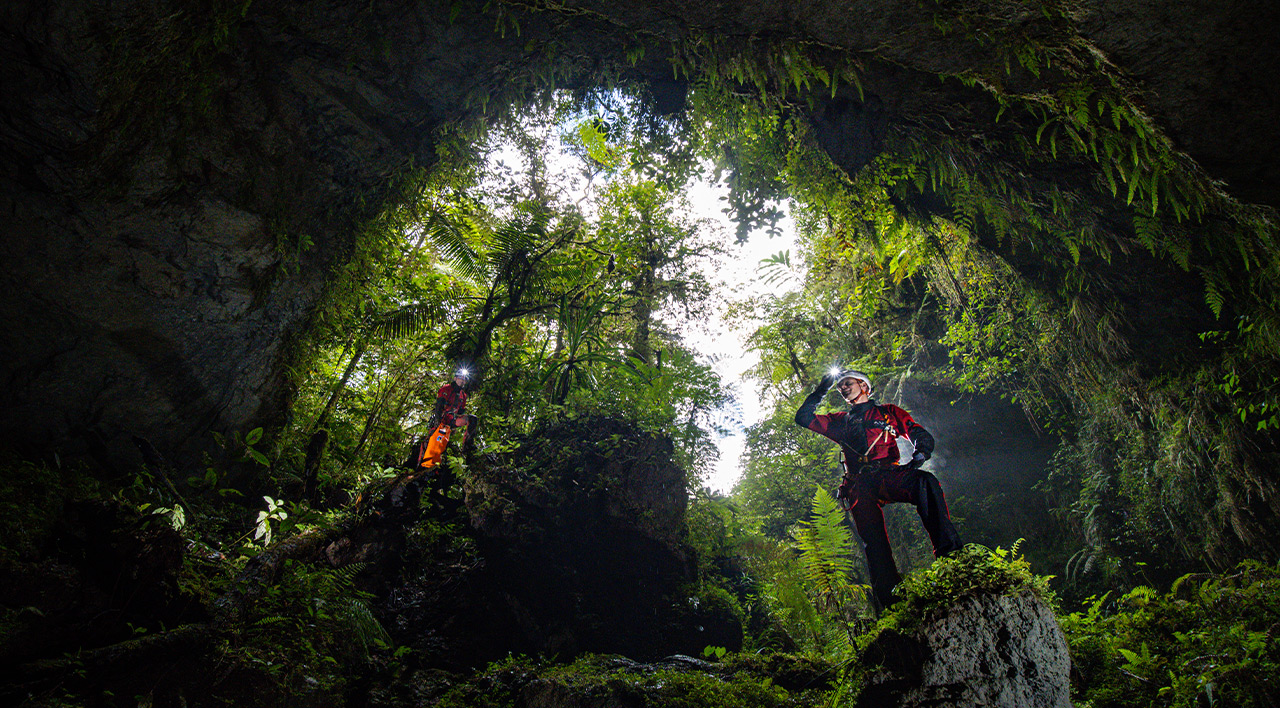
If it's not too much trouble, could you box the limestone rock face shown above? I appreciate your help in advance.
[857,590,1070,708]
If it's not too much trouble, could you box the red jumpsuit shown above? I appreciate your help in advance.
[431,381,476,450]
[434,381,469,423]
[796,390,961,608]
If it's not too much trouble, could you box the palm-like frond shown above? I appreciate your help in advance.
[758,249,797,287]
[558,292,614,351]
[486,212,545,273]
[366,303,443,341]
[423,206,486,284]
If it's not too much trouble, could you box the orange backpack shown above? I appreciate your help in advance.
[412,421,453,475]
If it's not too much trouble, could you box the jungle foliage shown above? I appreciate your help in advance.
[662,3,1280,595]
[273,92,733,502]
[6,1,1280,706]
[1063,560,1280,708]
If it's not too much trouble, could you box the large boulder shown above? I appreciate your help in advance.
[371,416,740,670]
[856,589,1070,708]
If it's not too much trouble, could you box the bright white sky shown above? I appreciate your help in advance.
[682,180,800,494]
[486,120,801,494]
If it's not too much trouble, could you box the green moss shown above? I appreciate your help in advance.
[829,544,1059,704]
[435,652,834,708]
[696,584,747,628]
[874,542,1057,635]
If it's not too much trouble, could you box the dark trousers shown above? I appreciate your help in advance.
[457,414,478,451]
[845,465,962,607]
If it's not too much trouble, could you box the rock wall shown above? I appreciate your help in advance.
[3,0,1277,471]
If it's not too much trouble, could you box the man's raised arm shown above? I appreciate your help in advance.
[795,373,836,429]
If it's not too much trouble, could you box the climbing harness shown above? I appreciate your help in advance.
[836,418,897,510]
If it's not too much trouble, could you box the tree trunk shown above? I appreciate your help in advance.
[312,340,370,432]
[631,248,657,363]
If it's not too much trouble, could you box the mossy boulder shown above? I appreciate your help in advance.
[372,417,741,670]
[855,590,1069,708]
[850,546,1069,708]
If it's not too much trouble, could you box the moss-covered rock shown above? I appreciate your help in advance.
[846,545,1068,708]
[364,416,741,670]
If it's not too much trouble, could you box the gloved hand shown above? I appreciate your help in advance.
[815,372,837,394]
[908,451,929,469]
[835,476,853,505]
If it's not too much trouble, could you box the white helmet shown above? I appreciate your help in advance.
[836,369,873,395]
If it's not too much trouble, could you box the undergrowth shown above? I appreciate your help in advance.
[1062,560,1280,708]
[225,559,391,701]
[433,652,833,708]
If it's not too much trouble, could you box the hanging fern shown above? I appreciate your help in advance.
[1203,274,1226,320]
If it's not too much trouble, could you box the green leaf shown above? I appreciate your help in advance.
[1204,277,1225,319]
[245,427,263,445]
[1035,117,1053,144]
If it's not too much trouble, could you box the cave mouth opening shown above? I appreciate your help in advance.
[4,0,1280,588]
[6,5,1280,704]
[283,5,1280,580]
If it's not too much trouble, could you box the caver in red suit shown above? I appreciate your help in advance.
[795,370,961,609]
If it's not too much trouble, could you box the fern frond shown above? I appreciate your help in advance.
[1133,213,1161,255]
[791,486,856,613]
[1204,275,1225,319]
[367,304,443,341]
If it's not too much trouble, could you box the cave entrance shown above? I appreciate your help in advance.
[4,0,1279,582]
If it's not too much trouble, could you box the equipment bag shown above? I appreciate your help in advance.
[415,422,453,473]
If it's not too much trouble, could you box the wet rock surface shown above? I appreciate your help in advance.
[856,590,1070,708]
